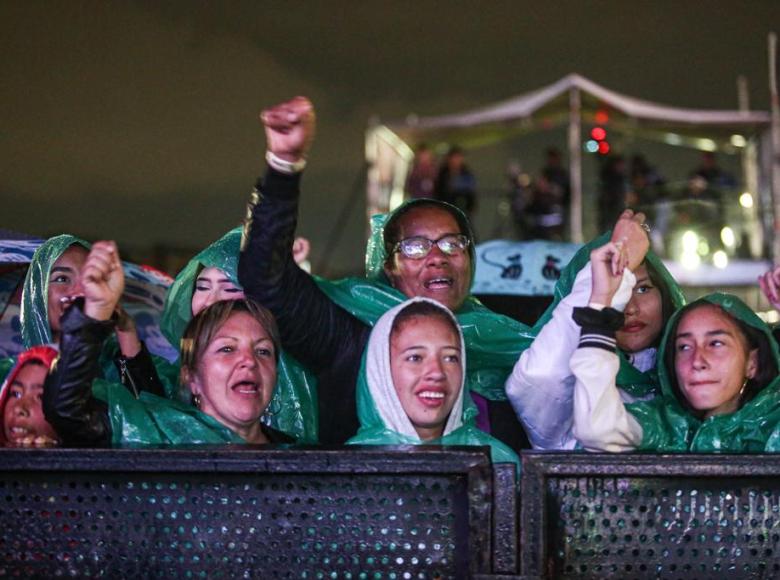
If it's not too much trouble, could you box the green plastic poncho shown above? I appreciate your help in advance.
[625,293,780,452]
[92,380,245,445]
[314,200,535,402]
[20,234,91,348]
[15,235,124,385]
[347,297,520,470]
[534,231,687,399]
[159,227,318,443]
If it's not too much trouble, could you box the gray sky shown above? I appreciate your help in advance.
[2,1,779,273]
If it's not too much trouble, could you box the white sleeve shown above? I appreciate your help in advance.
[505,265,591,449]
[505,263,635,450]
[571,343,643,452]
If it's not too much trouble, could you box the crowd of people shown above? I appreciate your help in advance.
[4,96,780,472]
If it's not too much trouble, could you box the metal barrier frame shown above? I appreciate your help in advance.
[0,445,518,578]
[520,452,780,579]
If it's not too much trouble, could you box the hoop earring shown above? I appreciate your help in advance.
[739,378,748,397]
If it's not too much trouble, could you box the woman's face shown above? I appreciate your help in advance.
[389,315,462,441]
[3,362,58,445]
[188,311,276,438]
[616,264,664,353]
[46,245,88,337]
[191,267,245,316]
[674,304,758,418]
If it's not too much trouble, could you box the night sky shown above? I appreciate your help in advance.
[2,1,779,274]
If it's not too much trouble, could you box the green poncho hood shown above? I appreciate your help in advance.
[628,293,780,452]
[315,200,534,401]
[347,297,519,469]
[20,234,91,348]
[535,231,686,398]
[159,228,318,442]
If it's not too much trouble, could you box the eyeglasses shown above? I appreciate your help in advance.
[392,234,470,260]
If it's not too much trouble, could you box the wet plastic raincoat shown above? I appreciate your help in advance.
[20,234,91,348]
[159,228,318,442]
[314,201,535,403]
[347,297,520,470]
[628,293,780,452]
[535,232,686,398]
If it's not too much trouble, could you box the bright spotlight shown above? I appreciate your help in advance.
[720,227,736,247]
[680,252,701,270]
[739,193,754,208]
[730,134,747,148]
[713,250,728,269]
[682,230,699,253]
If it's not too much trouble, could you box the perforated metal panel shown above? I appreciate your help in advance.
[0,446,503,578]
[521,453,780,580]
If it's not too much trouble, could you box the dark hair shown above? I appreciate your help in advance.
[382,200,472,269]
[390,300,460,340]
[642,259,675,348]
[179,298,281,403]
[664,301,778,417]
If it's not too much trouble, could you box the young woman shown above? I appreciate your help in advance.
[571,240,780,452]
[1,346,59,447]
[348,297,519,469]
[42,241,292,446]
[505,210,685,449]
[15,234,163,397]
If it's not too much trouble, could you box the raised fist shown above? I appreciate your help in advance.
[81,241,124,322]
[610,209,650,272]
[260,96,315,162]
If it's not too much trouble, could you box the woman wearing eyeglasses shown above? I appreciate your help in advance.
[238,96,535,445]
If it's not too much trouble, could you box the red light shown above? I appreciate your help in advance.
[591,127,607,141]
[598,141,610,155]
[595,109,609,125]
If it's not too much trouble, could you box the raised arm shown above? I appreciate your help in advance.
[506,210,648,449]
[238,97,370,374]
[43,241,123,446]
[571,241,643,452]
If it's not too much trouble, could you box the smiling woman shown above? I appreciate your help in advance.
[347,297,519,470]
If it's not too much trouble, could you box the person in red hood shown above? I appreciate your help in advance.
[0,346,59,447]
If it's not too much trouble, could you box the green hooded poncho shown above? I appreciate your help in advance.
[347,297,520,470]
[14,235,126,386]
[159,227,318,443]
[20,234,91,348]
[314,200,535,403]
[535,231,687,399]
[626,293,780,452]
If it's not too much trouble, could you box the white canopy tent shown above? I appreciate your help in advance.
[366,73,774,257]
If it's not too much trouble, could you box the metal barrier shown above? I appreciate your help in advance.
[0,446,518,579]
[520,452,780,580]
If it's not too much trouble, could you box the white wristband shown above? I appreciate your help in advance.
[588,302,607,311]
[266,151,307,174]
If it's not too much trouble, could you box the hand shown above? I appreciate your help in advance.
[260,96,315,162]
[81,241,124,321]
[610,209,650,272]
[589,241,628,306]
[759,266,780,312]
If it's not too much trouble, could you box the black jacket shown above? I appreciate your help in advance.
[238,169,370,443]
[43,303,293,447]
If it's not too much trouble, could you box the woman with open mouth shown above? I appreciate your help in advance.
[570,239,780,452]
[347,297,519,470]
[42,241,292,446]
